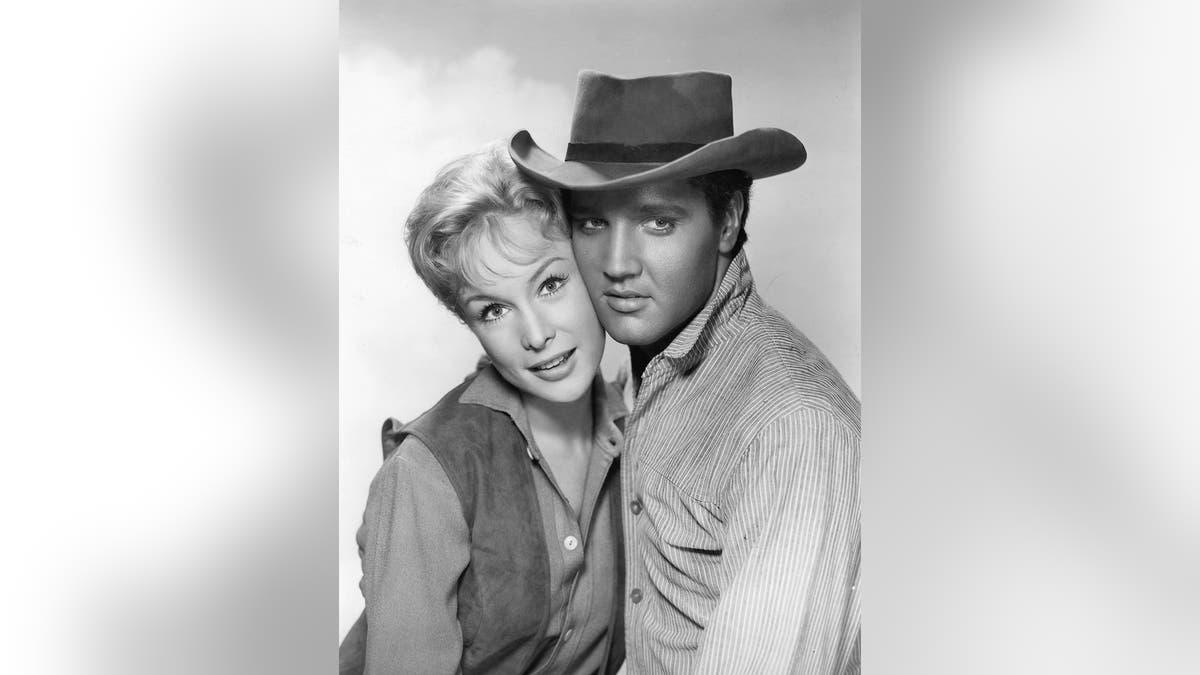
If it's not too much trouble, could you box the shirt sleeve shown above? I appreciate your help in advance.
[693,409,861,675]
[357,436,470,675]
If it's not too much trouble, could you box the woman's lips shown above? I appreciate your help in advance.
[528,348,576,381]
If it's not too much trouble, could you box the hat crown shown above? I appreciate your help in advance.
[509,69,806,190]
[569,70,734,149]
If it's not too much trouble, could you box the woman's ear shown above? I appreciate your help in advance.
[717,191,745,256]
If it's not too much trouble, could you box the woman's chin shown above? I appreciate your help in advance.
[522,373,592,404]
[513,358,598,404]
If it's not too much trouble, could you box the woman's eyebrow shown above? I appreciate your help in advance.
[527,256,565,285]
[460,291,498,306]
[461,255,566,305]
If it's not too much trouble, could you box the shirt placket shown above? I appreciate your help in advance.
[623,357,669,663]
[533,441,614,672]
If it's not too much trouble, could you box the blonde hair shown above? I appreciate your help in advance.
[404,141,567,318]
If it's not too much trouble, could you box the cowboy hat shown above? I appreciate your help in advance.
[509,70,806,191]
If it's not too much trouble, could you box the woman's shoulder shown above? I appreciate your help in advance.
[359,433,469,558]
[372,434,447,488]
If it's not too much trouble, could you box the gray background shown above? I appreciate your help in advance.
[4,1,1198,673]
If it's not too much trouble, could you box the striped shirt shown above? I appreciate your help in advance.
[620,250,861,675]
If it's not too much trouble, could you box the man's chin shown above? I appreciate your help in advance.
[600,317,665,348]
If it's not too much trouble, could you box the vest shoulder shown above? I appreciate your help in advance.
[371,435,460,506]
[390,375,526,477]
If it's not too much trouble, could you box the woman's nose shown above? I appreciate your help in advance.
[520,311,556,351]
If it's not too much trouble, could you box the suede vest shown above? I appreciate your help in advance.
[381,374,623,675]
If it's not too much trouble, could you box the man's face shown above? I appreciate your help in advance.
[567,179,731,350]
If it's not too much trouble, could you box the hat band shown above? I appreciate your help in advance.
[565,141,704,163]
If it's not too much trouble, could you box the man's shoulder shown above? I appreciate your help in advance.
[721,296,859,435]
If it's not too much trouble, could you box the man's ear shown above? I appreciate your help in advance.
[717,191,745,255]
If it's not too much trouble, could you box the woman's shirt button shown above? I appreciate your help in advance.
[563,535,579,551]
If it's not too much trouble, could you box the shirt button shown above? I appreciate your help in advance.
[563,535,579,551]
[630,499,642,515]
[630,588,643,603]
[562,627,574,643]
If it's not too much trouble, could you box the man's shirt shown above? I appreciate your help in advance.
[621,250,861,674]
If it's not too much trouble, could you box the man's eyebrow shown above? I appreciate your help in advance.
[635,202,690,218]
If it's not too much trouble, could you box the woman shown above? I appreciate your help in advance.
[355,141,625,675]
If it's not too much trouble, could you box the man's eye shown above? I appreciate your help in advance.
[574,218,606,232]
[645,218,676,233]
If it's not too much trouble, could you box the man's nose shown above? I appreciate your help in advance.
[520,309,556,351]
[603,225,641,281]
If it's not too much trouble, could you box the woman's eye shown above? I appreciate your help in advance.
[479,304,508,322]
[539,275,568,296]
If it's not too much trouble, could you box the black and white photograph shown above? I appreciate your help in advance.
[339,1,861,673]
[10,1,1200,674]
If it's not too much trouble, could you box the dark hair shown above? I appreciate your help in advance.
[686,169,753,255]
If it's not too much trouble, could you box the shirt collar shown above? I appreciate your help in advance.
[660,249,755,365]
[457,363,628,459]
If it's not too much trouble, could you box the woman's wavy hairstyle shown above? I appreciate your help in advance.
[404,141,567,319]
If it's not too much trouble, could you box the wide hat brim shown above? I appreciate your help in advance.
[509,128,807,191]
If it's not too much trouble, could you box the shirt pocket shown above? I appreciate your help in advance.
[642,479,725,571]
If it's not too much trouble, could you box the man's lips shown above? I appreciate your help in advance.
[603,289,649,313]
[604,288,646,299]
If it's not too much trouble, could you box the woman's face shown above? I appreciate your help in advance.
[458,213,605,404]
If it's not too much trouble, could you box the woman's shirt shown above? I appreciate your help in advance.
[357,367,626,675]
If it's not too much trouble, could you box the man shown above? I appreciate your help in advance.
[510,71,860,674]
